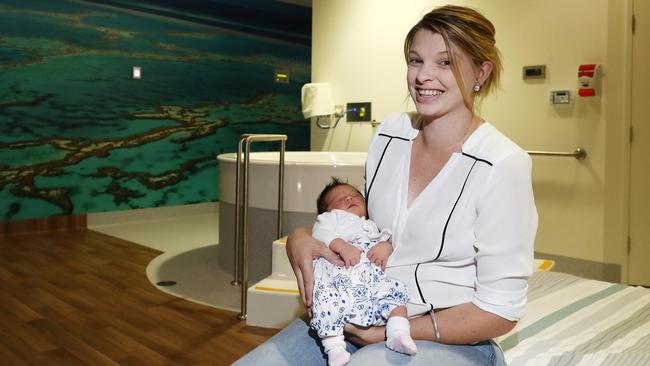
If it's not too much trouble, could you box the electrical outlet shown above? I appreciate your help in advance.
[346,102,371,122]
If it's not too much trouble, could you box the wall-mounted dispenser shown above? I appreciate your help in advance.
[301,83,344,129]
[301,83,333,118]
[578,64,599,97]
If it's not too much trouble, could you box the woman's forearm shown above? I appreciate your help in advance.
[344,303,515,347]
[410,303,516,344]
[286,227,343,314]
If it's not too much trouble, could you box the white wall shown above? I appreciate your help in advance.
[310,0,630,275]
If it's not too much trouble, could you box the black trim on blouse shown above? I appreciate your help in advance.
[414,152,492,303]
[365,133,411,220]
[435,160,476,261]
[461,152,493,166]
[415,263,425,303]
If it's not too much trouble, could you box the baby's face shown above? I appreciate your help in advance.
[325,185,366,217]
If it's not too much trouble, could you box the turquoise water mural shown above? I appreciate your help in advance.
[0,0,310,220]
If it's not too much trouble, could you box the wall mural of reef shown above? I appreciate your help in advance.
[0,0,311,221]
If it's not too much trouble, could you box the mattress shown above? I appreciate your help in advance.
[498,271,650,365]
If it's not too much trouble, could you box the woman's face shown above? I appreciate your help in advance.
[406,29,479,121]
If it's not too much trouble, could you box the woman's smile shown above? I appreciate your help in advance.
[416,88,443,97]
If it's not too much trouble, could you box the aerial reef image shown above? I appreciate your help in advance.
[0,0,310,220]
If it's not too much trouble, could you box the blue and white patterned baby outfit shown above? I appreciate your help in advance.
[310,209,409,338]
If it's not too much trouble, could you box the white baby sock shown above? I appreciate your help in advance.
[322,335,350,366]
[386,316,417,355]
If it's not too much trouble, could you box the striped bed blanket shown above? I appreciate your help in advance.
[497,271,650,365]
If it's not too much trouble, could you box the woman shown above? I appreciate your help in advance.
[234,5,537,365]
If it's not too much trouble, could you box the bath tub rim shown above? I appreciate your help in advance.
[216,151,367,167]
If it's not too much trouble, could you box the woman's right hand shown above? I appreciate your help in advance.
[286,227,344,317]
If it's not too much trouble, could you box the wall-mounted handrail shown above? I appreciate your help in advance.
[230,135,248,287]
[527,148,586,160]
[232,134,287,321]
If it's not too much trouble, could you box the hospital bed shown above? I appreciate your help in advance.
[498,269,650,365]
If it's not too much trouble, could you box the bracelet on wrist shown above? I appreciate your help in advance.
[430,309,441,342]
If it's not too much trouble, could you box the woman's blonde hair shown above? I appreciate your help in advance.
[404,5,502,113]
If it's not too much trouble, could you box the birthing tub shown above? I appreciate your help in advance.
[216,151,367,283]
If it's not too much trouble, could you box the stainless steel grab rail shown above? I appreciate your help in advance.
[527,148,586,160]
[232,134,287,320]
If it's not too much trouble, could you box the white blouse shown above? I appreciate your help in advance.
[365,113,538,321]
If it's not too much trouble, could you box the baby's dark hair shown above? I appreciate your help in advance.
[316,177,362,214]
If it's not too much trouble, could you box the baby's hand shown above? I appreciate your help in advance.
[330,238,362,268]
[367,241,393,271]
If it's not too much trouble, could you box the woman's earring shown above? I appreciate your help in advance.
[473,82,481,92]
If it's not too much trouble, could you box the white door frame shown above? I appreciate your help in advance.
[627,0,650,285]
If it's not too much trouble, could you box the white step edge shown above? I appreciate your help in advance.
[272,236,292,278]
[246,277,303,329]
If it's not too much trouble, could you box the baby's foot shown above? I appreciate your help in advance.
[386,331,417,355]
[327,347,351,366]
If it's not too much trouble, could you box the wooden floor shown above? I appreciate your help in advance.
[0,230,278,365]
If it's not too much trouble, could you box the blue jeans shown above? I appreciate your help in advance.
[233,315,506,366]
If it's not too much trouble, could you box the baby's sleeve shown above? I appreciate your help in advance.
[378,227,392,244]
[364,219,392,250]
[312,211,339,248]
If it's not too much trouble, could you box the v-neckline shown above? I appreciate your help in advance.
[404,145,459,211]
[403,121,489,211]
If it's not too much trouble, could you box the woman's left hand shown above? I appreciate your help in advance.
[343,323,386,347]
